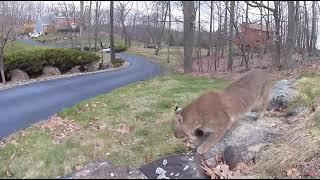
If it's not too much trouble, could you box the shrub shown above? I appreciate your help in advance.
[114,44,127,53]
[4,48,100,76]
[112,58,125,68]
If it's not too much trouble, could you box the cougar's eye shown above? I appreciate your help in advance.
[194,128,204,137]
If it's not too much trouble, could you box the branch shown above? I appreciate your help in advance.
[245,1,275,12]
[1,24,15,47]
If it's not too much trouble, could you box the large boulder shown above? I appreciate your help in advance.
[269,79,298,110]
[10,69,29,82]
[139,153,208,179]
[43,66,61,76]
[63,160,147,179]
[66,66,81,74]
[87,61,100,72]
[203,115,278,162]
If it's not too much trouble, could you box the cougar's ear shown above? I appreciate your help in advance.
[175,106,183,114]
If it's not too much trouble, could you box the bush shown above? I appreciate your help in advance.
[114,44,127,53]
[4,48,100,76]
[112,58,125,68]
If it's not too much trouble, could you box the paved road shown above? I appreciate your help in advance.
[0,53,162,139]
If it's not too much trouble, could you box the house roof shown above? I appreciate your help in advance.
[241,23,271,32]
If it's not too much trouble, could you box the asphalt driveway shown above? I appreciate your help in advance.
[0,52,161,139]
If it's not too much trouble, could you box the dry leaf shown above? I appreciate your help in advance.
[201,163,218,179]
[286,168,301,178]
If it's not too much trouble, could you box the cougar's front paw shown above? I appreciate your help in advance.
[196,144,210,155]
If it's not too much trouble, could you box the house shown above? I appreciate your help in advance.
[235,23,272,49]
[35,15,56,34]
[55,16,79,31]
[35,15,79,34]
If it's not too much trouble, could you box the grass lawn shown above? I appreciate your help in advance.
[0,73,229,178]
[127,47,184,70]
[4,40,48,55]
[127,46,211,70]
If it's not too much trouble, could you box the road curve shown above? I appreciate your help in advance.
[0,53,161,139]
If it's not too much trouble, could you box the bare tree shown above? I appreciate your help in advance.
[154,1,169,55]
[246,1,282,70]
[227,1,235,72]
[0,15,15,83]
[144,1,169,55]
[221,2,228,58]
[88,1,92,50]
[117,1,133,48]
[183,1,195,73]
[167,1,171,64]
[80,1,84,51]
[283,1,296,69]
[304,1,310,54]
[110,0,115,64]
[196,1,202,72]
[310,1,317,54]
[94,1,102,50]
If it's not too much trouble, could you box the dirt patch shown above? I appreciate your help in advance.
[34,115,82,144]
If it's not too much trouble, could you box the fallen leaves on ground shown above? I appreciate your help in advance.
[286,168,301,178]
[201,158,250,179]
[34,115,81,144]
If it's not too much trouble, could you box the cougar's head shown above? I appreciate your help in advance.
[172,105,203,142]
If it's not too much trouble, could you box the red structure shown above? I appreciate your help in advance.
[55,17,79,30]
[235,23,272,49]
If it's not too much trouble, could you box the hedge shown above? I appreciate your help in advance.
[4,48,100,76]
[114,44,127,53]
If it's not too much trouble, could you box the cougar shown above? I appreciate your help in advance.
[172,69,274,155]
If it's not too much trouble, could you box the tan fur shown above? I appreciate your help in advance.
[172,69,275,155]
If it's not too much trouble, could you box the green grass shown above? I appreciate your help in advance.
[127,46,210,70]
[292,75,320,112]
[0,73,228,178]
[4,40,48,55]
[127,47,183,70]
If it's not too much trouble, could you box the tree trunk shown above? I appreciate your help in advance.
[273,1,281,69]
[88,1,92,50]
[197,1,202,72]
[155,2,169,56]
[207,0,213,70]
[227,1,234,72]
[80,1,84,51]
[310,1,316,54]
[167,1,171,64]
[221,3,228,58]
[94,1,99,50]
[208,1,213,58]
[110,1,115,64]
[284,1,296,69]
[183,1,195,73]
[0,51,5,83]
[304,1,310,54]
[128,13,137,48]
[216,1,222,70]
[294,1,301,52]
